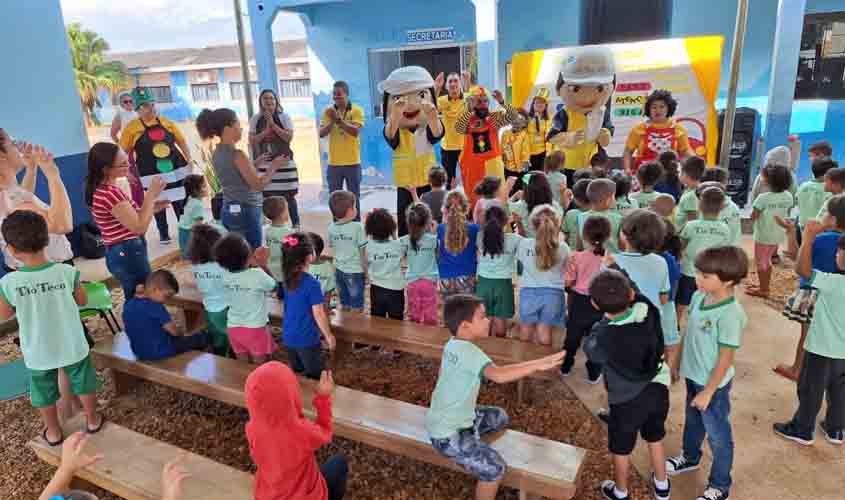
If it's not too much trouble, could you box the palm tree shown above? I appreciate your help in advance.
[66,23,129,126]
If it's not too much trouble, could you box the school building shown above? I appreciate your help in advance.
[2,0,845,246]
[98,40,316,123]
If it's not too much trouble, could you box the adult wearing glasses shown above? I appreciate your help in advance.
[110,91,145,207]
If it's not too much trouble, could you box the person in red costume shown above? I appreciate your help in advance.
[623,89,691,175]
[245,363,348,500]
[455,86,519,209]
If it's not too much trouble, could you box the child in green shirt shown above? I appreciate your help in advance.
[327,190,367,312]
[633,161,663,209]
[306,232,336,309]
[675,156,706,230]
[476,204,521,337]
[563,178,590,249]
[611,171,639,214]
[400,202,439,326]
[178,174,208,258]
[577,178,622,253]
[700,168,743,247]
[0,211,102,446]
[364,208,405,321]
[426,294,565,500]
[666,245,749,500]
[544,150,569,207]
[748,164,794,298]
[262,195,294,282]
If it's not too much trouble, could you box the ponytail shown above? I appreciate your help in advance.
[196,108,238,140]
[481,205,507,257]
[531,205,561,271]
[85,142,119,207]
[444,190,469,254]
[406,202,432,252]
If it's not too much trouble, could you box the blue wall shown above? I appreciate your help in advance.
[287,0,477,185]
[1,1,92,250]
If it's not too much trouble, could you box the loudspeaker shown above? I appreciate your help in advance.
[580,0,673,45]
[717,107,761,207]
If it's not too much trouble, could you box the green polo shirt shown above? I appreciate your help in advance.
[680,292,747,388]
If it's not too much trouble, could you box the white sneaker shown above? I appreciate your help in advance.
[696,487,728,500]
[665,454,700,476]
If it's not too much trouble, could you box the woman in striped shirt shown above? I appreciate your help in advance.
[85,142,167,300]
[249,89,301,228]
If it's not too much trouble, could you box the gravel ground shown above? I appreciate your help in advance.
[0,263,652,500]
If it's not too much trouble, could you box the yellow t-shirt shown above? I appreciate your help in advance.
[438,95,467,151]
[526,116,551,156]
[501,129,530,171]
[624,119,691,156]
[321,104,365,166]
[119,115,187,152]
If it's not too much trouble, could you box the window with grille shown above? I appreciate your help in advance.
[279,79,311,98]
[230,81,259,101]
[147,86,173,103]
[191,83,220,102]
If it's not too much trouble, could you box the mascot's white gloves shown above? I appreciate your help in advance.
[597,128,612,148]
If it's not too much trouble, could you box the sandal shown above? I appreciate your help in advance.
[43,428,64,447]
[86,415,106,434]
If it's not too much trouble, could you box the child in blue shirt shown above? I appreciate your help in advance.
[438,190,480,297]
[279,233,336,380]
[187,224,230,356]
[123,270,210,361]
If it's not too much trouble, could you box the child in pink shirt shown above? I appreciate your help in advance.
[561,215,612,380]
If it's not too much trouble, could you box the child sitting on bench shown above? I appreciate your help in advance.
[426,294,565,500]
[122,270,210,361]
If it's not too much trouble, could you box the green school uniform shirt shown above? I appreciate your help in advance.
[366,239,405,290]
[222,267,277,328]
[718,200,743,247]
[425,338,493,439]
[632,190,660,209]
[680,292,747,388]
[400,233,439,282]
[516,237,570,289]
[614,196,639,214]
[680,219,731,277]
[178,197,206,230]
[547,171,568,206]
[263,223,294,281]
[563,208,582,249]
[328,220,367,273]
[797,180,831,227]
[508,200,563,239]
[577,209,623,253]
[0,263,88,370]
[804,271,845,359]
[191,262,228,313]
[752,191,794,245]
[309,259,336,295]
[477,232,522,279]
[675,188,699,229]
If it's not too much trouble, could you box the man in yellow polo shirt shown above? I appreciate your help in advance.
[319,81,365,219]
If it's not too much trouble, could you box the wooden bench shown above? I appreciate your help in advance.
[92,333,586,499]
[29,416,254,500]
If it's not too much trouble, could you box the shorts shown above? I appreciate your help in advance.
[676,275,698,306]
[336,270,365,310]
[289,345,323,380]
[371,285,405,320]
[782,287,818,324]
[476,277,515,319]
[608,383,670,455]
[519,287,566,327]
[29,355,100,408]
[228,326,276,357]
[430,406,509,482]
[205,308,231,356]
[754,242,779,272]
[440,275,477,298]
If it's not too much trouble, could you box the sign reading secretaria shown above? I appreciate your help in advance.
[406,27,456,45]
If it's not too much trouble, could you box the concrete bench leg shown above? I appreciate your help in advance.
[112,370,141,396]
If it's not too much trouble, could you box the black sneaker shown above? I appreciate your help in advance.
[696,486,729,500]
[818,421,844,445]
[773,421,814,445]
[599,480,629,500]
[587,371,603,385]
[652,473,671,500]
[665,454,700,476]
[597,408,611,425]
[559,364,573,379]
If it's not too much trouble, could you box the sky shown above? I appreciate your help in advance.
[60,0,307,53]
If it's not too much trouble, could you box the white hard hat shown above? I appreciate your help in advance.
[560,46,616,85]
[764,145,792,168]
[378,66,435,95]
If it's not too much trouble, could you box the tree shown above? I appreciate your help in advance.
[66,23,129,126]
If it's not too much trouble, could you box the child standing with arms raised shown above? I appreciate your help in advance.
[476,204,521,338]
[747,164,794,298]
[666,246,749,500]
[328,191,367,313]
[401,202,439,325]
[0,211,103,445]
[279,233,336,380]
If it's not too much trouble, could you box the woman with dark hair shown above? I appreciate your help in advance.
[526,88,552,172]
[622,89,691,175]
[85,142,167,299]
[249,89,301,227]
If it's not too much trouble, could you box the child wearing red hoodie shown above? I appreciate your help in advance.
[245,362,348,500]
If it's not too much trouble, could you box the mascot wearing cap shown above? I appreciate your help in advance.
[381,66,444,236]
[456,86,519,209]
[548,46,616,184]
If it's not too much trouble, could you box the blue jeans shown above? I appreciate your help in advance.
[105,238,151,301]
[327,165,361,220]
[221,201,262,249]
[335,270,365,310]
[682,379,734,493]
[320,454,348,500]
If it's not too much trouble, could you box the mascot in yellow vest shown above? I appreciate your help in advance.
[547,46,616,184]
[380,66,444,236]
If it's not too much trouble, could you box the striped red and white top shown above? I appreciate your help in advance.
[91,183,139,246]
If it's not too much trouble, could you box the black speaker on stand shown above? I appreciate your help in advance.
[717,107,761,207]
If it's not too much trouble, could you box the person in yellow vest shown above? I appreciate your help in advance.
[434,71,471,190]
[380,66,444,236]
[623,89,691,176]
[548,46,616,188]
[501,109,531,194]
[319,81,365,219]
[526,88,552,172]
